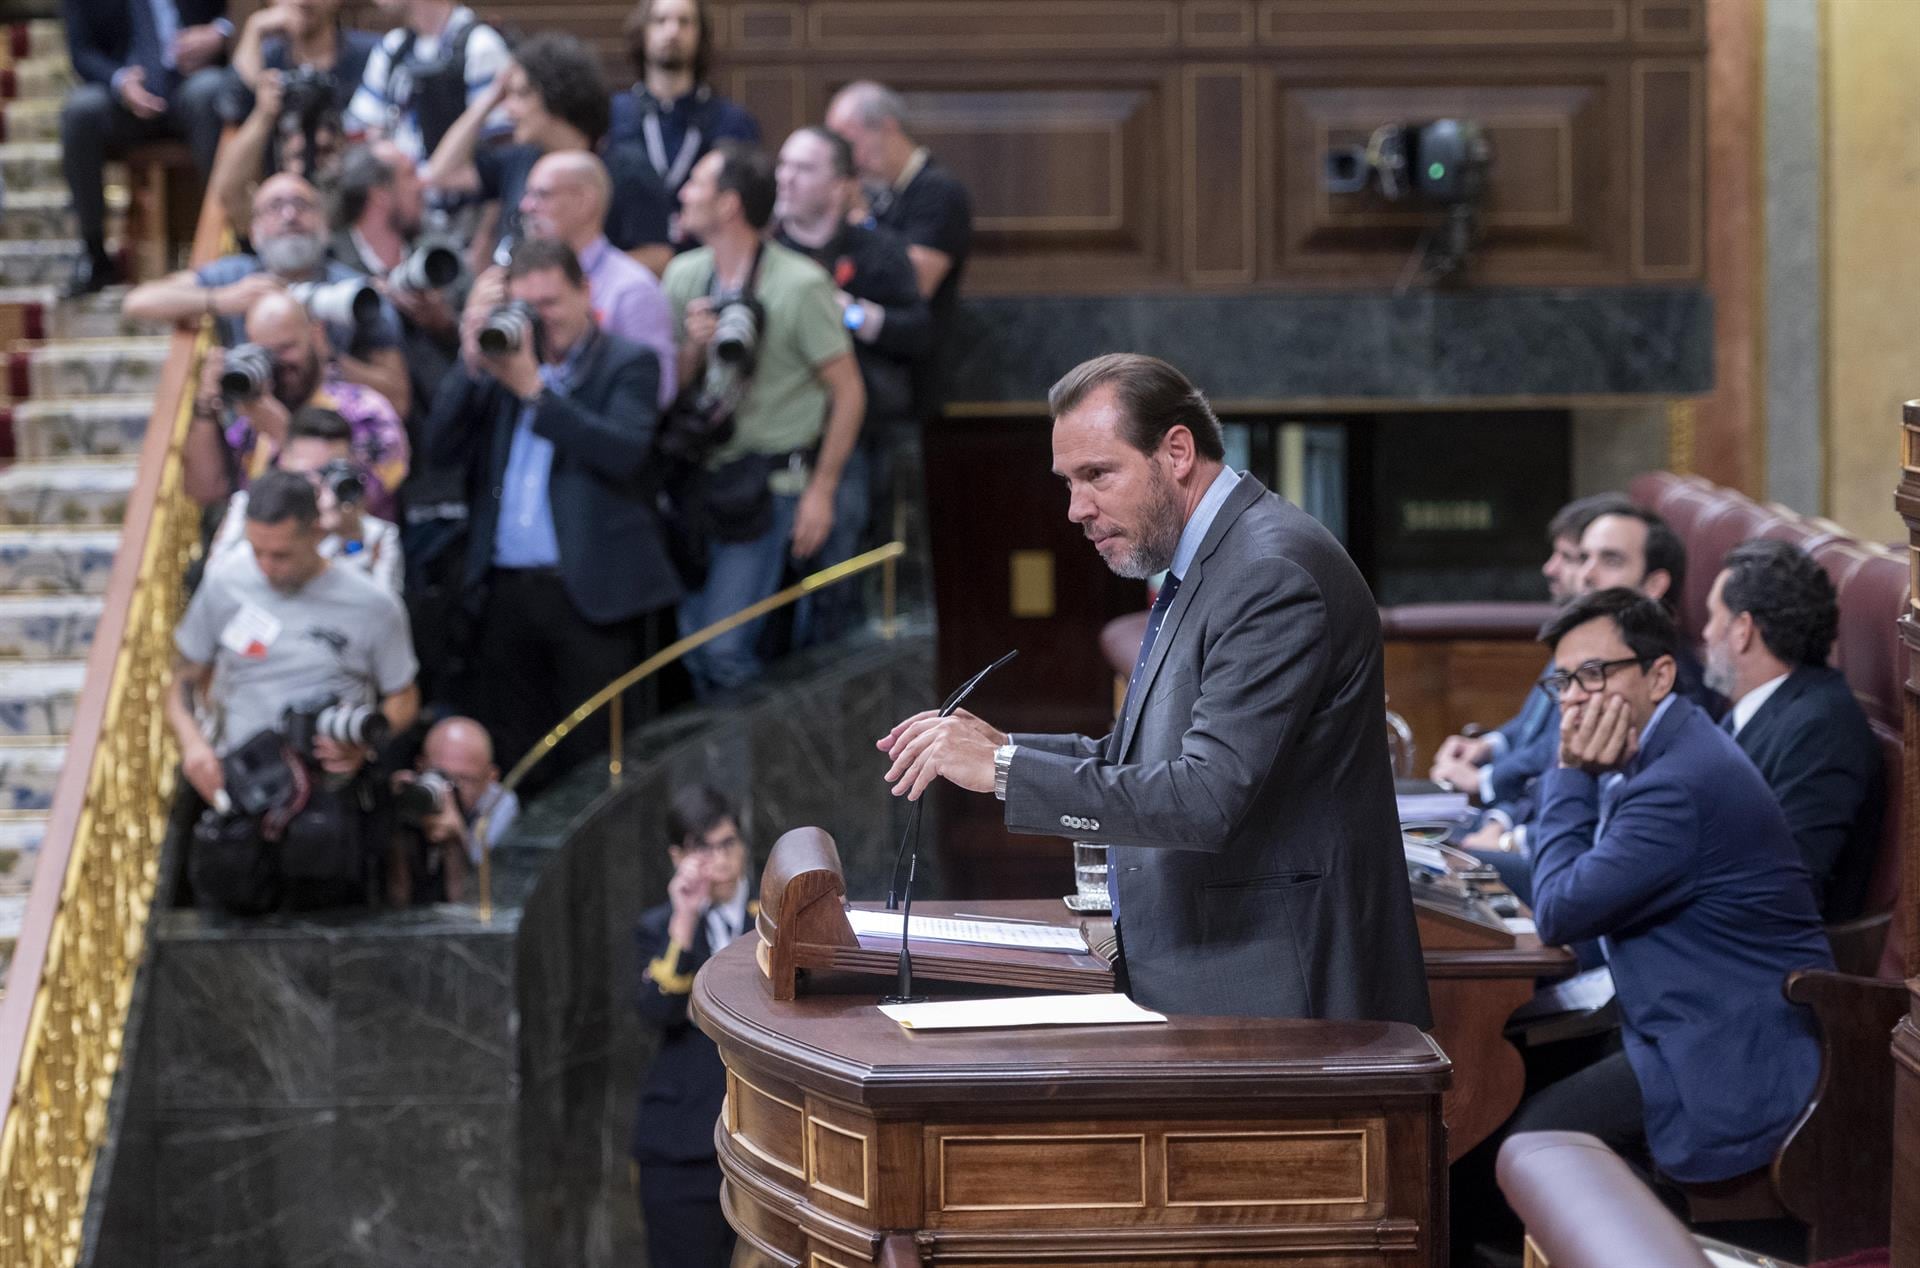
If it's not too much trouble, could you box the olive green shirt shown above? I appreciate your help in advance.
[663,241,853,487]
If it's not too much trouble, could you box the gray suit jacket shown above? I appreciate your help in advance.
[1005,475,1432,1026]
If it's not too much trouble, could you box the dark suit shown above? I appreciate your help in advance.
[632,899,744,1268]
[61,0,230,248]
[1529,695,1833,1182]
[1733,665,1884,920]
[423,329,680,774]
[1005,475,1431,1026]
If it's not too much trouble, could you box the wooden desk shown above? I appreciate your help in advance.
[695,899,1451,1268]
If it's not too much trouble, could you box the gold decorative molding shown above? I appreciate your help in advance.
[806,1114,872,1209]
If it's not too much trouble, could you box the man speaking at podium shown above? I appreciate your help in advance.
[880,353,1430,1026]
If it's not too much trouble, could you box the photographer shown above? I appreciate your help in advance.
[663,143,864,695]
[332,142,464,430]
[230,0,376,110]
[342,0,511,166]
[773,125,930,642]
[167,470,420,912]
[423,238,680,782]
[124,173,414,418]
[206,63,351,233]
[209,406,403,594]
[387,716,518,905]
[186,292,409,518]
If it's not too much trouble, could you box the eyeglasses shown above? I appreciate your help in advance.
[257,196,319,219]
[1536,657,1649,701]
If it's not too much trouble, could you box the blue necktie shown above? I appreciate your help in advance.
[1110,573,1182,916]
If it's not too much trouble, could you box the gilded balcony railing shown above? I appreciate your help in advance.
[0,204,227,1263]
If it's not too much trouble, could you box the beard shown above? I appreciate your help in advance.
[258,232,327,277]
[1702,636,1736,700]
[1101,461,1184,580]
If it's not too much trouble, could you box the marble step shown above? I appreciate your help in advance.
[0,743,63,811]
[0,95,58,141]
[0,187,126,241]
[0,595,100,659]
[2,23,65,69]
[0,660,83,737]
[3,55,72,103]
[0,141,57,192]
[0,286,141,341]
[0,461,137,527]
[12,337,169,401]
[9,396,152,460]
[0,528,121,594]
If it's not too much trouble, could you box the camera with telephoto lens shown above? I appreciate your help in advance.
[388,242,462,293]
[478,300,541,357]
[290,278,382,331]
[281,695,390,759]
[220,342,275,403]
[394,770,459,827]
[709,295,763,371]
[316,458,364,508]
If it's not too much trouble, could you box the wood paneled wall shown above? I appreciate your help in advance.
[324,0,1705,297]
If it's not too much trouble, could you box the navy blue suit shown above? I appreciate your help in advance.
[1732,665,1884,921]
[1531,695,1833,1182]
[632,898,746,1268]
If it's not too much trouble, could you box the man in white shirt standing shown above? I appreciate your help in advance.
[342,0,510,165]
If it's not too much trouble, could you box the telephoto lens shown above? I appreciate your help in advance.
[316,458,364,507]
[290,278,382,329]
[219,343,275,402]
[315,701,390,749]
[478,301,538,356]
[390,243,461,292]
[711,299,760,366]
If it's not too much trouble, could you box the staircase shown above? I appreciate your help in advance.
[0,17,169,979]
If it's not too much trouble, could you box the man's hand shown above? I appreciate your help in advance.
[481,335,543,400]
[1459,819,1508,852]
[386,283,458,341]
[245,391,292,444]
[682,297,718,355]
[117,67,168,119]
[195,348,228,416]
[312,736,370,777]
[1429,754,1483,797]
[665,852,712,947]
[880,708,1008,801]
[173,24,230,75]
[183,741,225,804]
[213,273,286,317]
[249,68,285,123]
[459,268,509,371]
[790,480,835,560]
[1434,733,1493,769]
[1558,695,1639,775]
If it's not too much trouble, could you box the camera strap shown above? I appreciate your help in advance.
[705,241,766,305]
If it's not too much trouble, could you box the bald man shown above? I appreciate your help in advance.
[391,716,520,904]
[516,151,676,405]
[186,290,410,518]
[124,172,413,416]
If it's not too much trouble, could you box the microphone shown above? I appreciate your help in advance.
[886,648,1018,908]
[880,649,1018,1006]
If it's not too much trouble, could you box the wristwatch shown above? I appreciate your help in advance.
[993,743,1017,800]
[842,302,868,332]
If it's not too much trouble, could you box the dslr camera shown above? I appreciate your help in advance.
[220,342,275,403]
[291,278,382,331]
[281,695,390,758]
[709,295,764,372]
[478,300,541,358]
[388,242,462,294]
[394,770,461,827]
[315,458,364,508]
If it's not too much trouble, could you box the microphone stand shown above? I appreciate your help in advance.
[880,649,1018,1006]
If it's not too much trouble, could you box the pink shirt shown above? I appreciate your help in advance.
[579,236,678,407]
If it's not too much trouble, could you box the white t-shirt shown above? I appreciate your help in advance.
[175,552,418,753]
[343,7,512,164]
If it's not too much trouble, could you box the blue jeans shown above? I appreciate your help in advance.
[792,448,871,649]
[678,492,798,695]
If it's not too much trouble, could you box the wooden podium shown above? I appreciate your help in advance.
[693,829,1451,1267]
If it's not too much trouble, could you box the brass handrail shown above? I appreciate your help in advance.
[473,540,907,920]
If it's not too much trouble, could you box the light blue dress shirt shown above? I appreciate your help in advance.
[492,335,592,568]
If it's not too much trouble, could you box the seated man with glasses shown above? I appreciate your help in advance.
[1473,588,1832,1229]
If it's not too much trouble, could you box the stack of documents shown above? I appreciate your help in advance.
[880,993,1166,1031]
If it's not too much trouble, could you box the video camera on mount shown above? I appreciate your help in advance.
[1323,119,1490,205]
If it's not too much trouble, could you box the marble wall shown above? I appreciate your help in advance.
[82,628,934,1268]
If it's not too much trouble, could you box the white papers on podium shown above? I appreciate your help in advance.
[846,909,1087,954]
[880,992,1167,1031]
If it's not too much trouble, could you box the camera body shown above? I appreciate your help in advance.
[281,695,390,759]
[291,278,382,331]
[220,342,275,403]
[394,769,460,827]
[1323,120,1491,205]
[478,300,542,358]
[709,295,764,372]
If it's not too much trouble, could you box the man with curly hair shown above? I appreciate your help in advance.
[423,32,674,274]
[1702,537,1884,919]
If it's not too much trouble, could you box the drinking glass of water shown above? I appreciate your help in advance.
[1073,842,1109,904]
